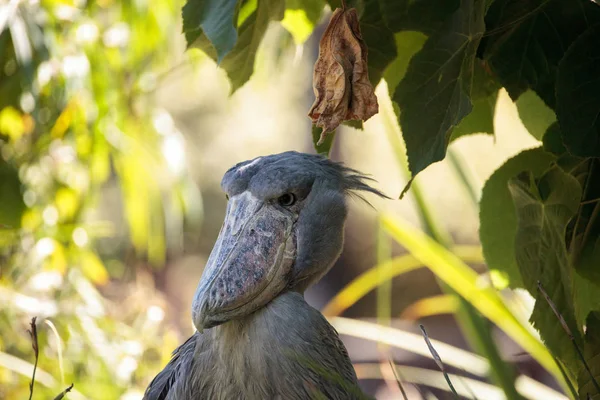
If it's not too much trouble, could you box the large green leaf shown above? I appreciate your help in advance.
[360,0,397,85]
[393,0,486,178]
[182,0,240,61]
[385,0,460,35]
[516,90,556,141]
[382,31,427,97]
[579,312,600,400]
[508,167,582,376]
[480,0,600,107]
[327,0,459,34]
[556,23,600,158]
[220,0,285,92]
[542,123,566,156]
[479,148,556,287]
[451,60,500,140]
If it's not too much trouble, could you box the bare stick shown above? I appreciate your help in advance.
[53,383,74,400]
[388,359,408,400]
[27,317,39,400]
[419,324,460,399]
[537,281,600,394]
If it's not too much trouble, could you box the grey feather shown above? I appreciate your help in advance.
[144,293,371,400]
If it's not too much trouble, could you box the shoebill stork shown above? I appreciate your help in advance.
[144,151,386,400]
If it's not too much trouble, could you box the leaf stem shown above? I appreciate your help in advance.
[27,317,39,400]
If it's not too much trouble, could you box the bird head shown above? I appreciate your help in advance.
[192,151,387,331]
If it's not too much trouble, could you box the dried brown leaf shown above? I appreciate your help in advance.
[308,7,378,143]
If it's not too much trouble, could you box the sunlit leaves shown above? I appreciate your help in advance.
[220,0,285,92]
[382,31,427,97]
[516,91,557,141]
[509,167,582,372]
[380,213,561,377]
[0,106,26,141]
[479,148,556,288]
[556,24,600,158]
[394,0,486,178]
[80,250,109,285]
[281,0,324,44]
[182,0,240,61]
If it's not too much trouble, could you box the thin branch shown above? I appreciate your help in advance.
[537,281,600,395]
[27,317,39,400]
[419,324,460,399]
[53,383,74,400]
[388,359,409,400]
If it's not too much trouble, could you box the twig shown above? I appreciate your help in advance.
[388,359,409,400]
[53,383,74,400]
[419,324,459,399]
[537,281,600,395]
[341,0,347,10]
[27,317,39,400]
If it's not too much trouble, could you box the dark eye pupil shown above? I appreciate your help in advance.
[278,193,296,206]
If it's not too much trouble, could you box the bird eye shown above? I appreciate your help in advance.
[278,193,296,207]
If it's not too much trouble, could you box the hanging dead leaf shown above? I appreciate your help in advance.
[308,7,378,143]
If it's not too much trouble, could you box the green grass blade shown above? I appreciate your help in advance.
[379,213,563,380]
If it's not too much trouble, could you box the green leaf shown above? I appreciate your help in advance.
[312,125,336,156]
[480,147,556,288]
[394,0,486,178]
[360,0,397,85]
[0,106,25,141]
[285,0,323,23]
[480,0,600,107]
[341,120,363,130]
[508,166,582,376]
[451,61,500,140]
[382,31,427,97]
[542,122,566,156]
[579,312,600,400]
[516,90,557,141]
[220,0,285,92]
[80,250,109,285]
[556,24,600,158]
[0,160,24,229]
[281,0,324,44]
[182,0,240,62]
[385,0,460,35]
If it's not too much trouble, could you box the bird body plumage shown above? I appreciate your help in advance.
[143,292,366,400]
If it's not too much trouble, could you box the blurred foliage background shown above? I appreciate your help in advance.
[0,0,585,399]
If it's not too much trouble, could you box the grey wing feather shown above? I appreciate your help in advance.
[143,333,198,400]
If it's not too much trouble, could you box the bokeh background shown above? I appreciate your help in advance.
[0,1,560,399]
